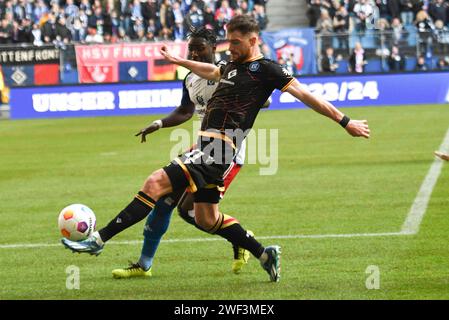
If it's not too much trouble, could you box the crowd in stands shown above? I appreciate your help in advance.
[0,0,269,45]
[309,0,449,72]
[307,0,449,35]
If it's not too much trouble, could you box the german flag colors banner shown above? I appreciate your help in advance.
[75,42,188,83]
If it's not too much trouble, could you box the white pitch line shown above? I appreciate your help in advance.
[0,231,412,249]
[401,127,449,234]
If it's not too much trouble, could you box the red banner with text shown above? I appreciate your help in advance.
[75,42,188,83]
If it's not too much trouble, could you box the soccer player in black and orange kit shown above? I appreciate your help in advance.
[111,27,261,279]
[62,15,370,282]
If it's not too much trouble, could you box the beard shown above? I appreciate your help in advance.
[231,51,250,63]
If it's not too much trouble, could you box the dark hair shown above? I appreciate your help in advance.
[226,14,260,35]
[187,27,217,46]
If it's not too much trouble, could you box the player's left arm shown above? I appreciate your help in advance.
[285,79,370,139]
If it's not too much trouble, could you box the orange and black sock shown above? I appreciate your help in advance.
[212,213,264,258]
[99,191,156,242]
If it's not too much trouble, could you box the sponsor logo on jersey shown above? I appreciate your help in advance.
[228,69,237,79]
[249,62,260,72]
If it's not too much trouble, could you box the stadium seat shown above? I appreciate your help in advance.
[405,57,417,71]
[365,59,383,72]
[61,70,79,84]
[336,60,349,73]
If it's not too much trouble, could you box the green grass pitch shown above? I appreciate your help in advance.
[1,104,449,300]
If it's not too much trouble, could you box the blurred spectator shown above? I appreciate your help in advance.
[131,0,143,22]
[387,0,401,20]
[131,17,145,40]
[172,1,184,25]
[14,0,33,22]
[252,4,268,30]
[333,2,349,49]
[65,0,80,18]
[117,26,130,42]
[0,0,270,47]
[185,3,204,29]
[254,0,268,7]
[400,0,415,26]
[88,5,105,35]
[391,17,405,45]
[56,15,72,45]
[215,0,234,22]
[85,26,103,43]
[32,22,43,46]
[147,18,159,37]
[214,10,227,38]
[437,57,449,70]
[18,17,33,43]
[349,42,367,73]
[353,0,375,33]
[433,19,449,50]
[109,10,120,38]
[42,11,58,43]
[414,55,428,70]
[261,42,276,60]
[33,0,49,23]
[203,4,216,29]
[103,32,113,43]
[321,0,335,17]
[70,17,87,42]
[307,0,322,28]
[285,52,297,75]
[321,47,339,73]
[159,26,173,41]
[239,0,250,14]
[145,30,155,42]
[79,0,92,14]
[173,21,186,41]
[376,18,391,51]
[11,20,20,43]
[142,0,158,28]
[387,45,406,71]
[160,0,175,31]
[428,0,447,24]
[415,10,435,56]
[376,0,390,20]
[317,9,333,50]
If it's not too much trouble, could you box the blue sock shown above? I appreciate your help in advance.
[138,195,175,271]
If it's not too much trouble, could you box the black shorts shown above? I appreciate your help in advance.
[163,138,234,204]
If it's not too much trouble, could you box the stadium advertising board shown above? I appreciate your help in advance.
[10,72,449,119]
[75,42,188,83]
[0,44,61,86]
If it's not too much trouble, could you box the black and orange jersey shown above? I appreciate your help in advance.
[200,55,295,136]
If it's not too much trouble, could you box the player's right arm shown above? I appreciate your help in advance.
[160,45,221,81]
[285,79,370,138]
[135,77,195,143]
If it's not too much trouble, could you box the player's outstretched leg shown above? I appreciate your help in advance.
[112,193,179,279]
[61,191,156,255]
[62,169,171,255]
